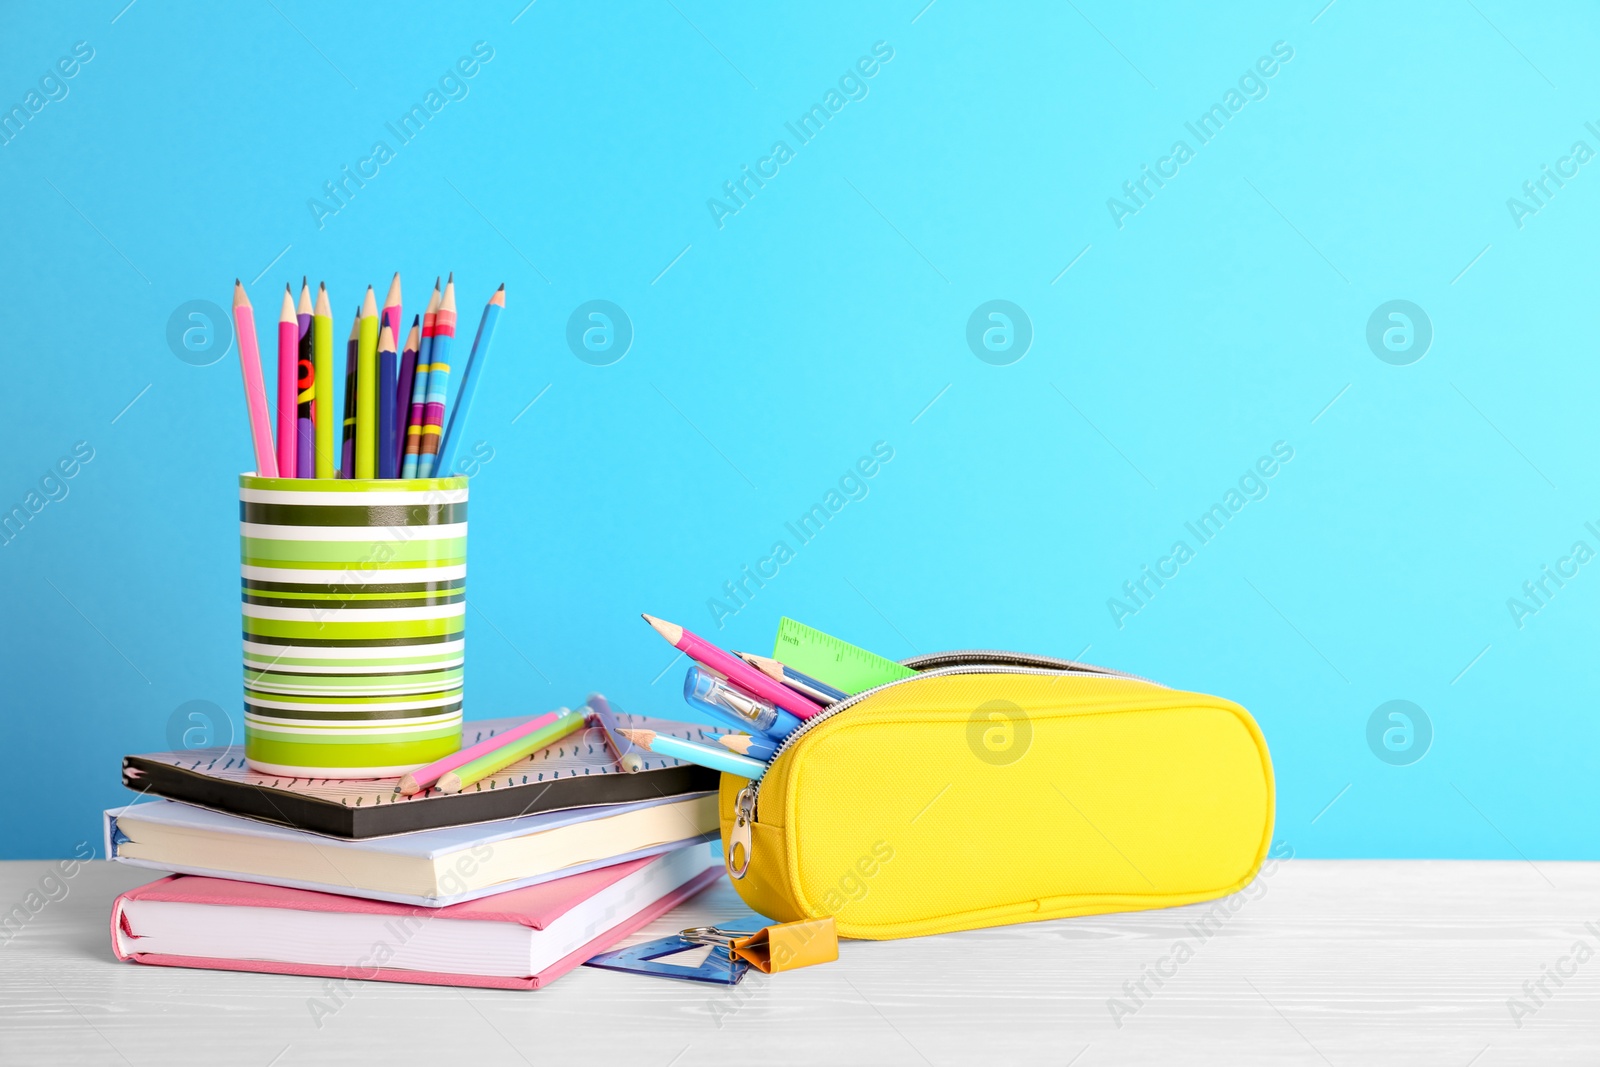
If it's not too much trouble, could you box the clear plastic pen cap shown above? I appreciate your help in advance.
[684,666,800,739]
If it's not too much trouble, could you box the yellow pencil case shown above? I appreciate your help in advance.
[717,652,1274,940]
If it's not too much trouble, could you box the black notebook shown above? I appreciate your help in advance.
[122,713,722,839]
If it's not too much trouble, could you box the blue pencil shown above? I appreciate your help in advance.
[415,275,456,479]
[620,727,768,780]
[376,324,398,478]
[401,280,441,479]
[717,732,777,761]
[736,652,848,704]
[436,284,503,477]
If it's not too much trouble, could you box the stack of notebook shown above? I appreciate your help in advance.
[108,703,725,990]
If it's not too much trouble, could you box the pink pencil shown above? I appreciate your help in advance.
[276,285,298,478]
[381,271,403,340]
[642,614,826,720]
[395,707,574,795]
[231,281,278,477]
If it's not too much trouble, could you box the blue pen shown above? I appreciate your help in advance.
[436,284,503,477]
[684,666,801,741]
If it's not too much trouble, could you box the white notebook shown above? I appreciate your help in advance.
[112,845,721,987]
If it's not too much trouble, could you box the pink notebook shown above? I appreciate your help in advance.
[111,845,720,990]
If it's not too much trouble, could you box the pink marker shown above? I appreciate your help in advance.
[642,614,826,720]
[396,707,574,795]
[276,285,298,478]
[231,281,277,477]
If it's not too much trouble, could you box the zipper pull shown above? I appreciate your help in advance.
[727,785,754,880]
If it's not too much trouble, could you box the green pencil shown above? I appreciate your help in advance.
[354,286,379,478]
[435,708,585,793]
[312,284,335,478]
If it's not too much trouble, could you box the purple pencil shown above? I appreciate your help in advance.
[295,280,314,478]
[394,314,419,472]
[338,306,359,477]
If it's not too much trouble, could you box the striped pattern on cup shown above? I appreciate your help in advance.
[240,474,467,777]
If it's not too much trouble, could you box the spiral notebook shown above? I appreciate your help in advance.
[122,713,724,839]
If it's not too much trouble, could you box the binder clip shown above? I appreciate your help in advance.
[584,918,838,985]
[583,927,752,985]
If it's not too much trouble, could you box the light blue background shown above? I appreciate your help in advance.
[2,1,1594,861]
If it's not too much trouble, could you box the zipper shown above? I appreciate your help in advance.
[726,652,1164,880]
[899,649,1142,676]
[727,785,755,878]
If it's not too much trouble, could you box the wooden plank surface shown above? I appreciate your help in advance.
[1,859,1597,1064]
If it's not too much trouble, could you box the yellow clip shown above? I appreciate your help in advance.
[730,917,838,974]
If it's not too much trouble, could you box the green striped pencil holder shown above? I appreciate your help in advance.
[240,474,467,778]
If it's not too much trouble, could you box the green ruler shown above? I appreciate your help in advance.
[772,617,916,696]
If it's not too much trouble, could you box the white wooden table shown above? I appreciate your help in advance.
[2,859,1596,1064]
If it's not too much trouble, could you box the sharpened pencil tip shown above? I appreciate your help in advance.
[641,614,682,646]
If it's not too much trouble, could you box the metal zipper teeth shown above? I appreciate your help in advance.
[899,649,1158,684]
[748,661,1166,817]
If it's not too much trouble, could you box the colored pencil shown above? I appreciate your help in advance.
[354,286,379,478]
[276,285,298,478]
[735,652,848,704]
[436,284,503,477]
[717,732,778,761]
[295,280,315,479]
[619,728,769,780]
[394,314,420,473]
[417,274,455,478]
[584,693,644,773]
[376,274,403,478]
[338,307,359,477]
[230,281,278,477]
[381,272,403,345]
[312,284,335,478]
[435,708,585,794]
[401,280,441,479]
[376,323,398,477]
[395,707,572,796]
[641,614,825,720]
